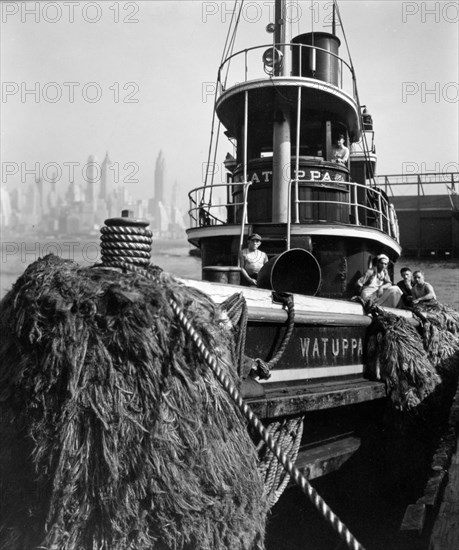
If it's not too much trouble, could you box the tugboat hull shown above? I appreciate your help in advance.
[180,277,414,479]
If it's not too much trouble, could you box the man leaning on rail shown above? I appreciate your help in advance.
[239,234,268,287]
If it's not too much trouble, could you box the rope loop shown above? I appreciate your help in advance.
[268,292,296,368]
[252,358,271,380]
[250,291,296,380]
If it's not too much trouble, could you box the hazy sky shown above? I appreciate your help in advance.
[1,0,458,211]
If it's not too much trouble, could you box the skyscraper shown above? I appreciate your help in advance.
[153,150,166,229]
[171,180,178,224]
[99,151,112,201]
[0,185,12,228]
[85,154,100,211]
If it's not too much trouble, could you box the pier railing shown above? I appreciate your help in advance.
[375,172,459,198]
[188,179,399,241]
[217,42,357,101]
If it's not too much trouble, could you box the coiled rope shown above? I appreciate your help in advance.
[257,415,305,507]
[100,218,153,267]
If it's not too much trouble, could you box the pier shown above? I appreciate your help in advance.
[376,172,459,259]
[398,374,459,549]
[430,448,459,549]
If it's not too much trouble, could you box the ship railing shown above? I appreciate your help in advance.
[218,42,357,101]
[350,131,376,155]
[188,182,250,229]
[189,180,399,242]
[375,172,459,198]
[289,178,398,240]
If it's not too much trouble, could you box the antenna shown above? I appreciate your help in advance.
[323,1,341,33]
[332,1,336,35]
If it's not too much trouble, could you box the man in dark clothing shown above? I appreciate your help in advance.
[397,267,413,308]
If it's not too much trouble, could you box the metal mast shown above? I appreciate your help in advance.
[272,0,292,223]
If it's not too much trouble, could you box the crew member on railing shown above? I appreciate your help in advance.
[357,254,403,308]
[199,204,212,226]
[239,234,268,286]
[331,134,350,165]
[362,106,373,130]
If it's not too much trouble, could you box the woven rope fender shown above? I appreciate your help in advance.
[0,254,267,550]
[413,301,459,373]
[364,308,441,411]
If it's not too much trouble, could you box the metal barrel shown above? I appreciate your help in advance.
[257,248,322,296]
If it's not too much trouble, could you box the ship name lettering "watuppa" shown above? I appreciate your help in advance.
[299,337,363,363]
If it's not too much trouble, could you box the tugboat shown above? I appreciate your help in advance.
[184,0,409,479]
[1,4,457,549]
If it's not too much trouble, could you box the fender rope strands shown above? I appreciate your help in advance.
[122,262,366,550]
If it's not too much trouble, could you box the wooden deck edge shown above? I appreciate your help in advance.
[400,503,427,537]
[246,378,386,418]
[178,277,416,322]
[294,435,361,481]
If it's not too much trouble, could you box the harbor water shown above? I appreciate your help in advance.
[1,238,458,309]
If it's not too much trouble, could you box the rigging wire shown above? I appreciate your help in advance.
[310,0,313,34]
[310,0,314,44]
[220,1,239,64]
[297,0,301,37]
[202,0,244,211]
[209,1,245,201]
[334,0,376,188]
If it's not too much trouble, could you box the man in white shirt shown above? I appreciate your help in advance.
[239,234,268,286]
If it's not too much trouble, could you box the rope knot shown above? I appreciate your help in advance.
[252,358,271,380]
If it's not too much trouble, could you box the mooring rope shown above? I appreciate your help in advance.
[105,260,365,550]
[217,292,303,504]
[253,292,296,379]
[169,293,365,550]
[217,292,249,378]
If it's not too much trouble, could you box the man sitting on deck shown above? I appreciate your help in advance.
[412,271,437,305]
[357,254,403,308]
[397,267,414,308]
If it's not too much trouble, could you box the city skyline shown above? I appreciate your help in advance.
[2,1,457,215]
[1,149,187,238]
